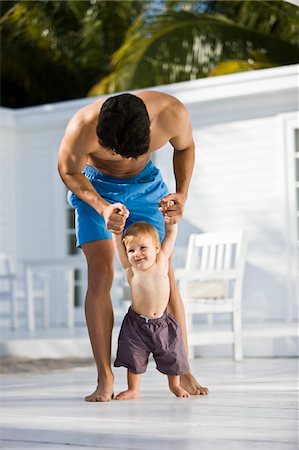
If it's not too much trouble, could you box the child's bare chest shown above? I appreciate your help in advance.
[130,263,167,290]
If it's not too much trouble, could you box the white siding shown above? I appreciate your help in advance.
[191,118,284,243]
[15,128,65,259]
[156,118,292,322]
[0,65,298,342]
[193,117,288,321]
[0,115,17,258]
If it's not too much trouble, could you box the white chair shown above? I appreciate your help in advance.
[0,253,50,330]
[175,230,248,361]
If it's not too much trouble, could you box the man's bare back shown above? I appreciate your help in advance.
[60,90,193,179]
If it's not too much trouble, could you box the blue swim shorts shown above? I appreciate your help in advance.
[67,160,169,247]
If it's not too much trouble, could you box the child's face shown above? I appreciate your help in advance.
[125,233,160,270]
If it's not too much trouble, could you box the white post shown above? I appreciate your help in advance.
[43,276,50,328]
[25,267,35,331]
[9,275,18,330]
[66,269,75,328]
[233,304,243,361]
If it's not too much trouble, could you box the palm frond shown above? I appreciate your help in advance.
[89,10,298,95]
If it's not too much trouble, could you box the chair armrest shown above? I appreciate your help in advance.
[174,268,237,281]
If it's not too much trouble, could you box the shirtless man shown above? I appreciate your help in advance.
[58,91,209,402]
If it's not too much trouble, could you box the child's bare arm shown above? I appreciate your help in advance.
[112,233,131,270]
[161,223,178,259]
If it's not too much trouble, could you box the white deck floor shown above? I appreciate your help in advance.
[0,358,297,450]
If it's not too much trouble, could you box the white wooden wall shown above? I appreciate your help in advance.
[154,65,298,327]
[0,65,298,344]
[157,116,293,323]
[0,101,91,262]
[0,112,17,258]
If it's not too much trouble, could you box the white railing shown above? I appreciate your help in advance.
[22,256,87,331]
[22,256,124,331]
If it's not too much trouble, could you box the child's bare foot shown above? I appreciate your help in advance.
[115,389,140,400]
[85,374,114,402]
[180,372,209,395]
[170,386,190,398]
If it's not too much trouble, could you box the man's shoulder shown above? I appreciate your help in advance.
[138,90,188,126]
[71,99,102,126]
[65,99,103,139]
[137,90,183,108]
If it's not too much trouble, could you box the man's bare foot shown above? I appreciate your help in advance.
[85,386,114,402]
[115,389,140,400]
[170,386,190,398]
[85,374,115,402]
[180,372,209,395]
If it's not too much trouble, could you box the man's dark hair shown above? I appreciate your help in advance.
[96,93,150,159]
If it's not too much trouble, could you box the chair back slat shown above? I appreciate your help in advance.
[207,245,216,271]
[200,246,209,271]
[185,235,197,269]
[224,245,232,270]
[215,244,224,270]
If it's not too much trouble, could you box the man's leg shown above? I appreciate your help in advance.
[82,239,115,402]
[168,258,209,395]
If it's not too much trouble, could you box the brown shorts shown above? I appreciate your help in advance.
[114,307,189,376]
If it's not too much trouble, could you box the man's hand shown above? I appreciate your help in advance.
[103,203,129,234]
[159,193,186,224]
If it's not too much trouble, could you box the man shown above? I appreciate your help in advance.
[58,91,209,402]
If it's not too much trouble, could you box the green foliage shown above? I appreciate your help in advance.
[1,0,298,106]
[1,0,147,107]
[91,1,299,95]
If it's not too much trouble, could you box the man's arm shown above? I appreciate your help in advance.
[161,223,178,259]
[160,102,195,224]
[171,107,195,199]
[58,119,108,213]
[58,116,127,233]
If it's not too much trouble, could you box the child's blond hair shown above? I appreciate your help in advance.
[123,222,160,248]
